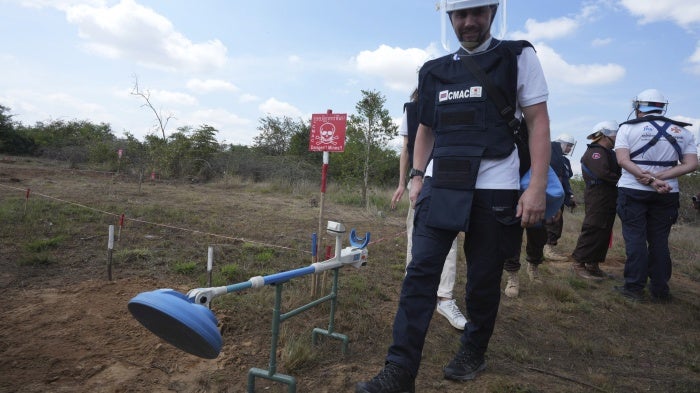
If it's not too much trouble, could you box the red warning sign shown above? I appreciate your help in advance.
[309,112,347,152]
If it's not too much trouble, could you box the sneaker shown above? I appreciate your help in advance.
[613,286,645,302]
[504,271,519,298]
[444,345,487,381]
[526,263,542,283]
[573,262,600,280]
[585,263,607,279]
[356,362,415,393]
[544,245,568,261]
[436,299,467,330]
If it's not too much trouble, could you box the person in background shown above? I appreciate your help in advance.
[571,121,621,280]
[391,88,467,330]
[542,134,576,261]
[502,224,546,298]
[502,136,572,297]
[357,0,551,391]
[614,89,698,302]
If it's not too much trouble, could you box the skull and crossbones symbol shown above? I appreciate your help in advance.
[317,122,339,145]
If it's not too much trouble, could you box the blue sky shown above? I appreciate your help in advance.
[1,0,700,174]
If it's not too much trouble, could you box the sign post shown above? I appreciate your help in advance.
[309,110,347,295]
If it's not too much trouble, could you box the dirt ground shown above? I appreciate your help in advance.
[1,158,699,393]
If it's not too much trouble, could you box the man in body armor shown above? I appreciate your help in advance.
[571,121,621,279]
[614,89,698,302]
[357,1,551,391]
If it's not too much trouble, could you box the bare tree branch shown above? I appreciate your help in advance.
[130,75,175,140]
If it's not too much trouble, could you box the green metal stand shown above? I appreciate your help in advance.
[246,267,348,392]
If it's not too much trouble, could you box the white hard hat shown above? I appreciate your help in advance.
[443,0,499,12]
[591,121,618,137]
[587,121,618,140]
[554,133,575,145]
[633,88,668,114]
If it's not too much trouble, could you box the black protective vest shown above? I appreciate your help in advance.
[419,40,528,192]
[419,40,529,163]
[416,40,530,231]
[403,101,418,168]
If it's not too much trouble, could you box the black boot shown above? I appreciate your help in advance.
[443,345,486,381]
[356,362,415,393]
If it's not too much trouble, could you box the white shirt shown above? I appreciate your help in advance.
[615,116,697,193]
[425,40,549,190]
[399,110,408,137]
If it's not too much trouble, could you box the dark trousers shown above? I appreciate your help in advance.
[386,180,522,377]
[503,225,547,272]
[572,184,617,264]
[545,206,564,245]
[616,187,679,296]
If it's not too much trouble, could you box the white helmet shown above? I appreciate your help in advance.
[554,133,576,155]
[633,88,668,114]
[554,133,575,145]
[440,0,507,52]
[443,0,499,11]
[587,121,618,140]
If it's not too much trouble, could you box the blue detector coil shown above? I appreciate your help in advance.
[128,289,222,359]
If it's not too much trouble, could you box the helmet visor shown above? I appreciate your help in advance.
[440,0,507,53]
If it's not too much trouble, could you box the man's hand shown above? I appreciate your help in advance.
[517,186,546,227]
[390,184,406,210]
[408,177,423,208]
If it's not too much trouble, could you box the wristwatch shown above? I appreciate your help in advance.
[409,168,424,179]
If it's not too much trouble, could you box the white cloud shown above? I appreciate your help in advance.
[591,38,612,47]
[687,42,700,75]
[186,78,238,93]
[186,108,255,144]
[17,0,103,10]
[239,94,259,103]
[536,43,626,85]
[354,44,433,92]
[62,0,227,72]
[189,108,250,128]
[258,98,302,118]
[145,89,197,106]
[620,0,700,28]
[3,89,101,119]
[510,17,579,41]
[672,115,700,137]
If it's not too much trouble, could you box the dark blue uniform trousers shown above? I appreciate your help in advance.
[616,187,679,297]
[386,179,523,378]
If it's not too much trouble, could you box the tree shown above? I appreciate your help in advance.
[252,115,305,156]
[347,90,398,208]
[0,105,37,155]
[131,76,174,141]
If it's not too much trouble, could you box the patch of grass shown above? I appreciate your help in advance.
[18,253,55,266]
[219,263,239,282]
[501,344,532,363]
[487,382,543,393]
[172,261,198,275]
[24,236,64,252]
[254,248,275,263]
[115,248,152,263]
[541,281,578,303]
[331,191,363,206]
[281,331,316,373]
